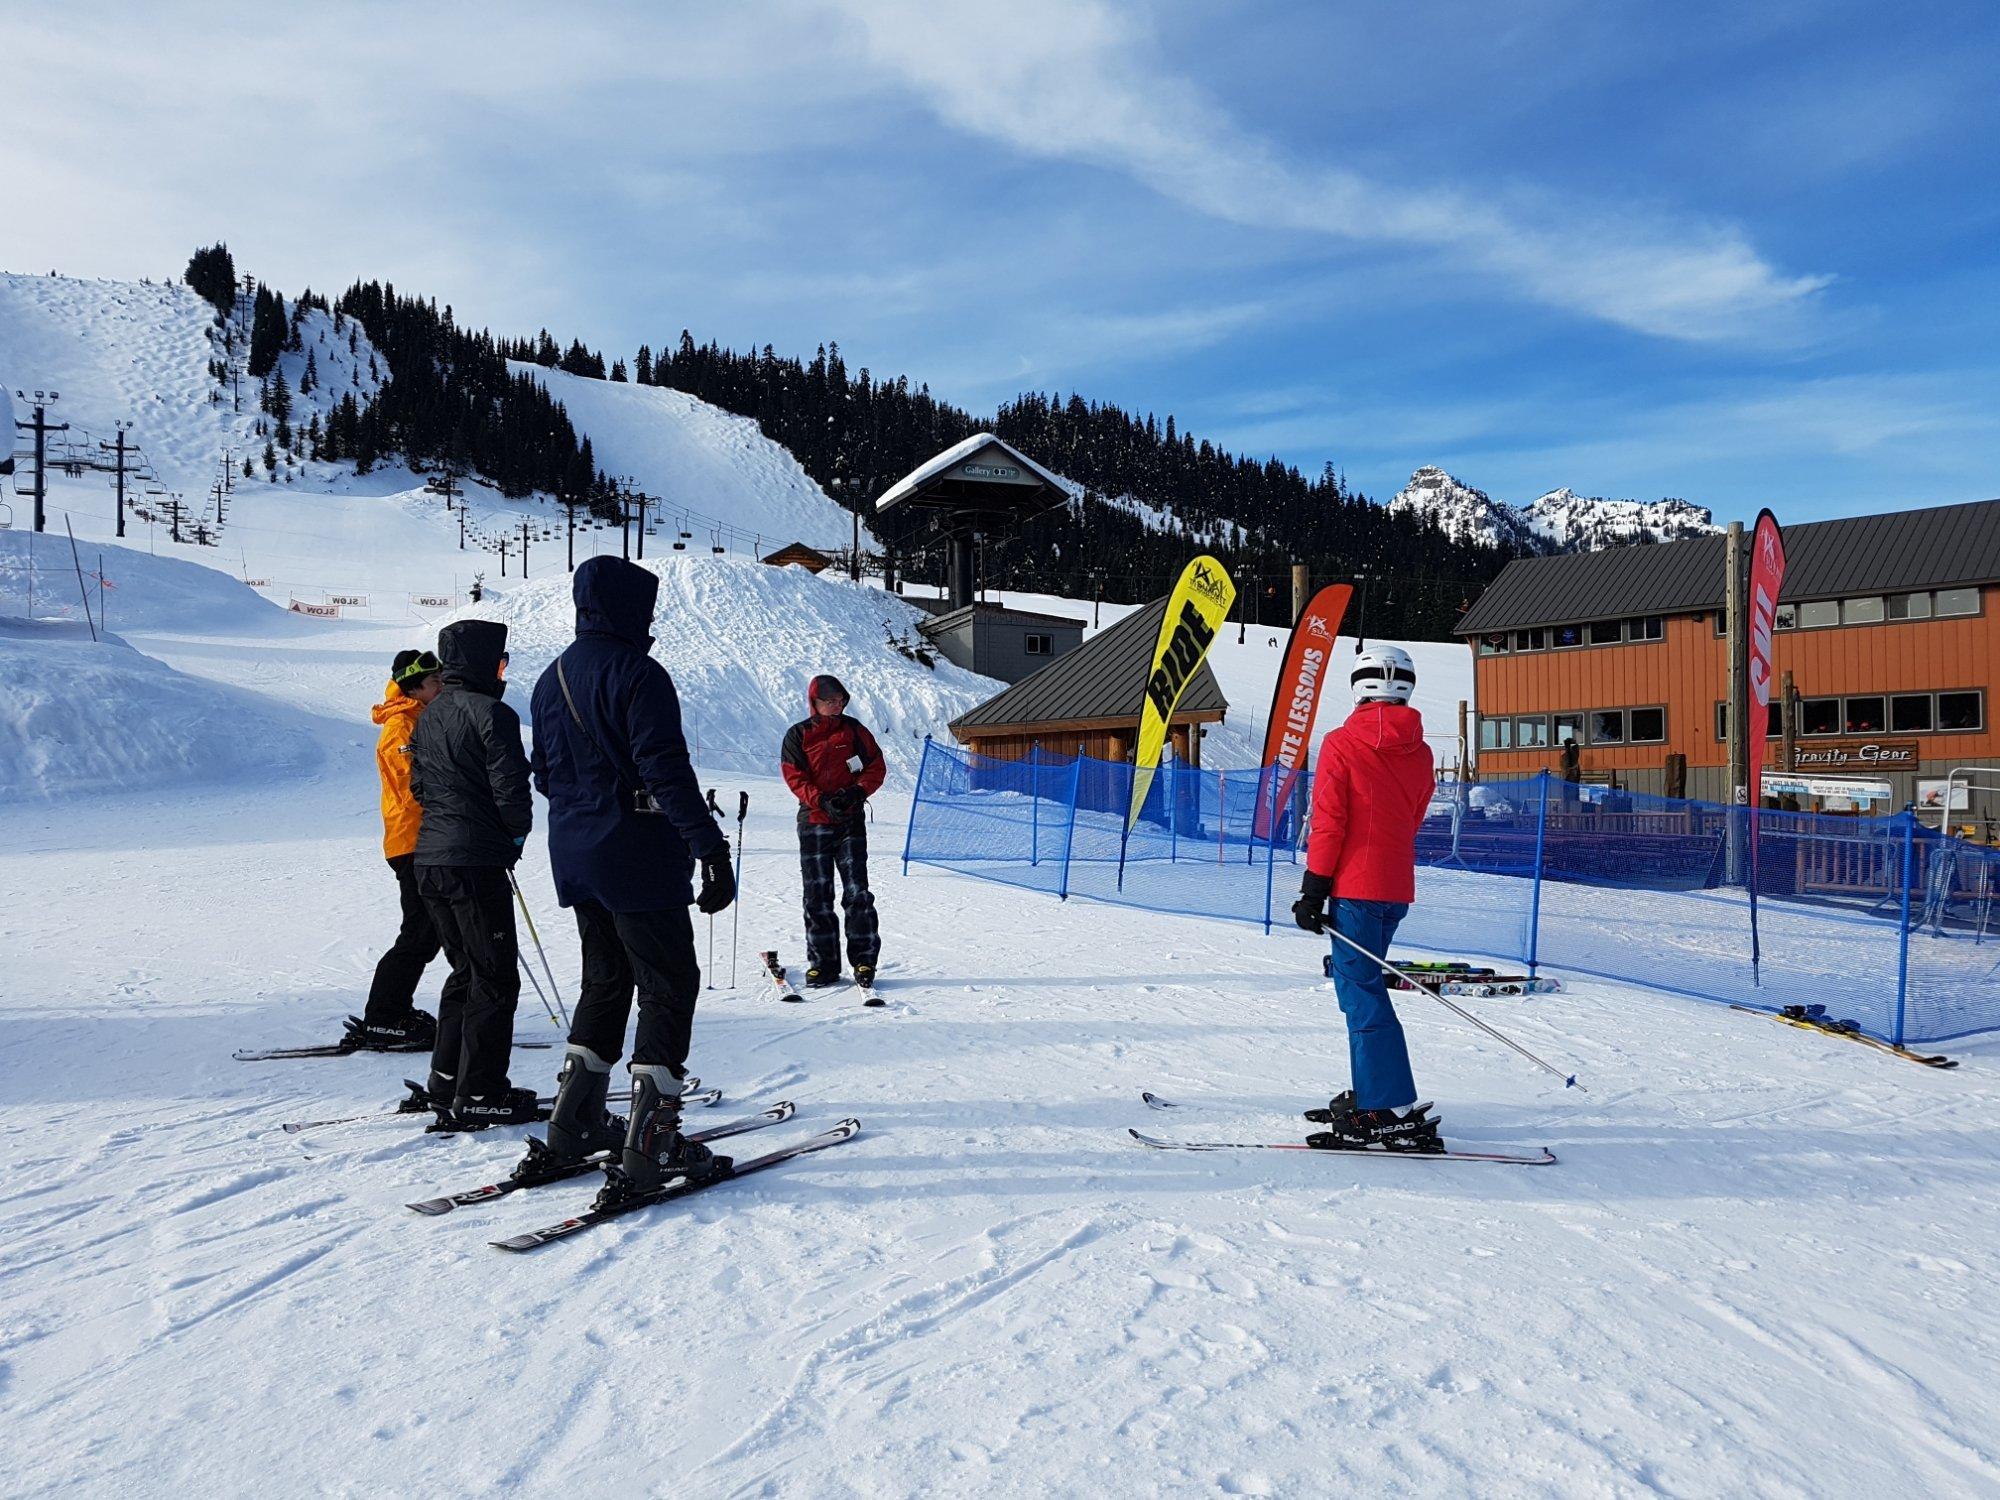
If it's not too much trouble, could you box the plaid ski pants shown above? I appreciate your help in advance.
[799,819,879,972]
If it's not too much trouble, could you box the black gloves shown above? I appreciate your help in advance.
[695,847,736,914]
[1292,870,1333,934]
[824,786,863,820]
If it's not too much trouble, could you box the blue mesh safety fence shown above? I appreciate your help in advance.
[903,741,2000,1047]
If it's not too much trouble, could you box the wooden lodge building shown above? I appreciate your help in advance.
[1456,497,2000,818]
[947,596,1228,766]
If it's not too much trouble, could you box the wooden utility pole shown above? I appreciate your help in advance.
[1724,520,1747,880]
[17,394,68,533]
[97,423,131,538]
[1781,668,1798,774]
[1457,699,1470,780]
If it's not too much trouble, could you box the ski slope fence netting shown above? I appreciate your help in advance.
[900,741,2000,1047]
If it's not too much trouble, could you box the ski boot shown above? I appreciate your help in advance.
[445,1084,542,1132]
[532,1044,627,1169]
[853,964,877,987]
[1302,1089,1356,1125]
[1307,1102,1444,1154]
[342,1009,438,1053]
[594,1064,731,1208]
[804,964,842,988]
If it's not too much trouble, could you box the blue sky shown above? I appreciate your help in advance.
[6,0,1998,523]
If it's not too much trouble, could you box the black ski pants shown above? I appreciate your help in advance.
[418,864,520,1099]
[567,902,702,1073]
[800,820,879,973]
[365,854,442,1023]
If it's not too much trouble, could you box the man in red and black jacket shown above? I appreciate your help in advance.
[781,674,887,986]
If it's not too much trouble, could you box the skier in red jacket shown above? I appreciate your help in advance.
[781,674,887,987]
[1291,645,1441,1152]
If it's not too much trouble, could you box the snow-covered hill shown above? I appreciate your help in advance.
[1390,465,1717,551]
[511,363,863,556]
[0,271,384,497]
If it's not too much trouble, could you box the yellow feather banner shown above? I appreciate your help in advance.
[1126,554,1236,832]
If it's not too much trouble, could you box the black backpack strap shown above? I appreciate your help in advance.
[556,652,641,800]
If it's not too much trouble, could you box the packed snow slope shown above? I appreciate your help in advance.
[450,554,993,775]
[512,362,865,556]
[0,271,384,495]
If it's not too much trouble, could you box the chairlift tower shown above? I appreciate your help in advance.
[875,434,1068,610]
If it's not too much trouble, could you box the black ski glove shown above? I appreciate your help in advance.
[825,787,861,820]
[1292,871,1333,935]
[695,847,736,914]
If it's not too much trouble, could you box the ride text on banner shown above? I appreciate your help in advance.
[1126,555,1236,832]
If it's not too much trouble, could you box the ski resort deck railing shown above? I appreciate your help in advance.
[901,740,2000,1047]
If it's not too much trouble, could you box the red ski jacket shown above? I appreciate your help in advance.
[781,699,887,827]
[1305,701,1435,903]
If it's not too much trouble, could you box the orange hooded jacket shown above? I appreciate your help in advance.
[373,682,425,859]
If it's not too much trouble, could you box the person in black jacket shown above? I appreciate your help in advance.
[528,557,735,1198]
[409,618,537,1129]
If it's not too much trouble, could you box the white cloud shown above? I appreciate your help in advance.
[817,0,1831,343]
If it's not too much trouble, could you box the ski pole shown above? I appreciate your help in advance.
[509,870,571,1030]
[731,791,749,988]
[705,788,720,989]
[1323,925,1583,1091]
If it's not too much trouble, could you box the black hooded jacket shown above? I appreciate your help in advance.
[529,557,723,913]
[409,619,533,866]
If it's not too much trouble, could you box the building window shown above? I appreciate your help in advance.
[1798,600,1840,628]
[1478,716,1512,750]
[1844,695,1885,734]
[1588,620,1622,645]
[1552,712,1585,747]
[1715,703,1784,740]
[1939,691,1984,731]
[1888,592,1931,621]
[1892,693,1934,732]
[1515,716,1552,748]
[1512,627,1547,651]
[1774,603,1797,630]
[1937,587,1981,617]
[1589,710,1625,744]
[1629,707,1667,743]
[1024,633,1053,655]
[1627,616,1664,642]
[1478,634,1510,655]
[1799,697,1841,735]
[1553,624,1585,648]
[1842,596,1886,625]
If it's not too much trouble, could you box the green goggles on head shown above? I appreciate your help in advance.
[395,650,442,686]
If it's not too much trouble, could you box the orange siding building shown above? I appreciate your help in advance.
[1456,499,2000,814]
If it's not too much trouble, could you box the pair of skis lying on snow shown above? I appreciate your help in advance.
[759,950,882,1007]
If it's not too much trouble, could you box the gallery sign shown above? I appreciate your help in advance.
[1789,739,1918,770]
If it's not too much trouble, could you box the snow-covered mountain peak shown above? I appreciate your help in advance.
[1390,465,1717,553]
[1388,466,1535,548]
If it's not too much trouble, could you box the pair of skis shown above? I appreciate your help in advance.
[1731,1004,1958,1069]
[760,951,882,1008]
[1132,1090,1556,1165]
[1387,975,1562,998]
[280,1077,717,1136]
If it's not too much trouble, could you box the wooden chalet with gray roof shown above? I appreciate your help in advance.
[948,595,1229,766]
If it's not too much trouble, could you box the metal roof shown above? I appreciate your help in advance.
[918,602,1088,634]
[950,595,1228,733]
[1456,498,2000,636]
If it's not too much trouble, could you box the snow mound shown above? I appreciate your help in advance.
[0,620,320,799]
[0,272,384,495]
[511,363,863,556]
[446,555,996,773]
[0,531,303,635]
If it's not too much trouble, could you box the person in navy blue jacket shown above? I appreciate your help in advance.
[529,556,735,1196]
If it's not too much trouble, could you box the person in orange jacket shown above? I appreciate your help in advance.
[341,649,446,1051]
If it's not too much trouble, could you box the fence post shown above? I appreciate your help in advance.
[1895,810,1915,1046]
[1029,748,1040,868]
[902,735,931,877]
[1168,753,1178,864]
[1529,771,1550,974]
[1261,766,1279,934]
[1058,748,1084,902]
[1218,770,1226,864]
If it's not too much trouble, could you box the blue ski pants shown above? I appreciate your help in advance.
[1327,898,1417,1111]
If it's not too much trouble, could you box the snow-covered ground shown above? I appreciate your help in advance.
[7,277,2000,1497]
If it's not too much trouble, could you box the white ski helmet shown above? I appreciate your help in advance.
[1351,644,1416,703]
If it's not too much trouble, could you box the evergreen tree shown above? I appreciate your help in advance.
[610,359,627,383]
[248,286,285,377]
[184,243,236,316]
[262,440,276,474]
[634,344,653,384]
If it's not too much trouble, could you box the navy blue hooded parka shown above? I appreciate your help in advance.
[530,557,725,913]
